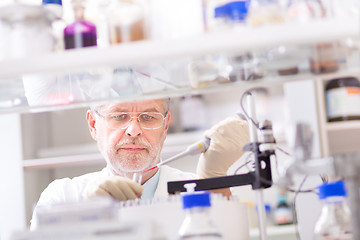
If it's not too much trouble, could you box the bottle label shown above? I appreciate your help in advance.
[326,87,360,118]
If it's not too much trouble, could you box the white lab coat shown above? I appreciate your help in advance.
[30,165,197,229]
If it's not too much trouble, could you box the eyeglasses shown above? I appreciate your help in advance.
[94,110,168,130]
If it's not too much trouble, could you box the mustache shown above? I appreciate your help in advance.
[116,138,152,149]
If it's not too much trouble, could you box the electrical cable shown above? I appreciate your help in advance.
[240,89,260,129]
[292,176,313,240]
[276,147,291,156]
[234,152,254,175]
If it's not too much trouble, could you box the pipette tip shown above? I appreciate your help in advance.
[143,166,158,172]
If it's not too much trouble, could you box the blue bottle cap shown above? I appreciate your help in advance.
[256,203,272,213]
[318,180,347,200]
[277,194,287,204]
[182,191,211,209]
[42,0,62,5]
[214,5,229,19]
[225,1,248,21]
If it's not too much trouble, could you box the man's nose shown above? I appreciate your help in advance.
[125,118,142,137]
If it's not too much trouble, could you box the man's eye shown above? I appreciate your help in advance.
[113,114,128,121]
[141,114,154,120]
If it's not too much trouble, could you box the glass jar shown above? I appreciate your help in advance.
[188,55,232,88]
[106,0,146,44]
[0,4,55,59]
[286,0,326,23]
[247,0,285,27]
[325,77,360,122]
[310,42,340,74]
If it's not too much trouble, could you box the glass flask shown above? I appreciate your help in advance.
[313,180,352,240]
[179,191,223,239]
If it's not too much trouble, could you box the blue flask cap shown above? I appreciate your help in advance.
[42,0,62,5]
[181,183,211,209]
[182,191,211,209]
[318,180,347,199]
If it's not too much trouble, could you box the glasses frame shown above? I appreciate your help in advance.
[94,110,168,130]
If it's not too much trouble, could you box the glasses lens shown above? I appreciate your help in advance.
[139,112,164,129]
[107,113,131,129]
[105,112,165,129]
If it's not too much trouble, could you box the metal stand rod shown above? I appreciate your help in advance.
[256,190,268,240]
[247,94,267,240]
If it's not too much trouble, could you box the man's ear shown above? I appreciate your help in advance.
[165,109,172,131]
[86,110,97,140]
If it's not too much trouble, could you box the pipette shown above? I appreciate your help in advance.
[144,138,211,172]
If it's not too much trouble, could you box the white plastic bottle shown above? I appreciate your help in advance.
[178,188,223,240]
[313,180,352,240]
[42,0,66,51]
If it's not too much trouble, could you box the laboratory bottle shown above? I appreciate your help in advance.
[310,42,340,74]
[325,77,360,122]
[178,191,223,239]
[0,4,55,59]
[273,192,293,225]
[42,0,66,51]
[286,0,326,23]
[64,0,97,49]
[42,0,63,19]
[212,1,248,32]
[313,180,352,240]
[106,0,146,44]
[247,0,285,27]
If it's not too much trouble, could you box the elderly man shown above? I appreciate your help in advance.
[31,97,249,228]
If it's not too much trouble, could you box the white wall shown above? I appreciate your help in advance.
[0,114,26,240]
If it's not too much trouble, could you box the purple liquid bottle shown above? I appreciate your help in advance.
[64,0,97,49]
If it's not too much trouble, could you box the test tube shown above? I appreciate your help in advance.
[132,172,143,185]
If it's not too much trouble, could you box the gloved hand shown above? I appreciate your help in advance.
[83,176,143,201]
[197,117,250,178]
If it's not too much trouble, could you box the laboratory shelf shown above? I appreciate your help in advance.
[0,17,358,115]
[0,68,319,115]
[0,18,358,79]
[325,120,360,132]
[23,153,103,170]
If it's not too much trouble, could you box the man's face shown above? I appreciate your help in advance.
[87,99,171,176]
